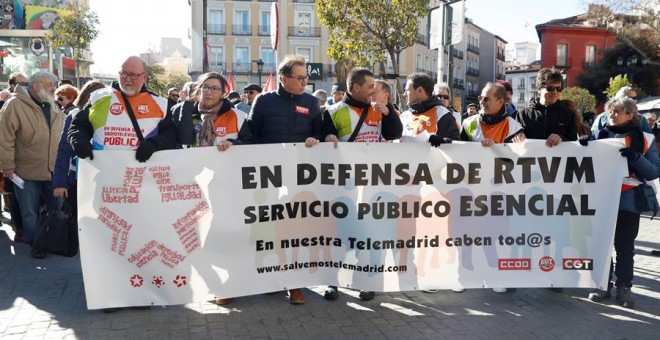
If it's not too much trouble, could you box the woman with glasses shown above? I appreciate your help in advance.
[170,72,251,151]
[54,84,79,114]
[583,96,660,308]
[433,83,462,130]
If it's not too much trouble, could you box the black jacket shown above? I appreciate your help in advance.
[248,84,323,144]
[515,98,577,141]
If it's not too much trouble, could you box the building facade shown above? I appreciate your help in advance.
[535,7,619,88]
[0,0,93,85]
[505,60,541,108]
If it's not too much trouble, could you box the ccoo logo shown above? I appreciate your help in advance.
[498,258,531,270]
[539,256,555,272]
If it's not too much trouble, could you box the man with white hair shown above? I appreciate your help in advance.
[0,71,64,259]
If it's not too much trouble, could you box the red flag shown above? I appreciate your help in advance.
[226,73,235,93]
[264,73,276,92]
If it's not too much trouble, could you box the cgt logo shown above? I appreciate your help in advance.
[563,258,593,270]
[498,258,531,270]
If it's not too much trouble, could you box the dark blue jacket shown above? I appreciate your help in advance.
[248,84,322,144]
[53,112,76,189]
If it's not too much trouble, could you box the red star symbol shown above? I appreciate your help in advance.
[130,274,143,287]
[173,275,187,288]
[152,276,164,288]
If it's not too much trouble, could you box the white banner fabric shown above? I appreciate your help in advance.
[78,140,627,309]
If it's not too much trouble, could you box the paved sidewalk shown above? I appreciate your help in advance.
[1,211,659,340]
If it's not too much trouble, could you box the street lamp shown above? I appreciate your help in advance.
[255,59,264,85]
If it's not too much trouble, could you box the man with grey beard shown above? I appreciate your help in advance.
[0,71,64,259]
[68,56,177,162]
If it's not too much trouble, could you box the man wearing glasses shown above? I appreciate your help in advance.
[513,67,577,146]
[0,71,64,258]
[237,83,262,113]
[247,54,323,305]
[68,56,177,163]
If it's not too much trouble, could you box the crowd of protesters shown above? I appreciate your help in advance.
[0,55,658,310]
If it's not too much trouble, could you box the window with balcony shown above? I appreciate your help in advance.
[585,45,596,65]
[529,76,536,89]
[234,47,250,72]
[260,47,276,73]
[556,43,568,67]
[209,46,224,71]
[518,78,525,89]
[259,11,270,36]
[297,13,311,34]
[233,10,250,35]
[208,10,225,35]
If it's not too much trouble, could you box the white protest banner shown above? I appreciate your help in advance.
[78,140,627,309]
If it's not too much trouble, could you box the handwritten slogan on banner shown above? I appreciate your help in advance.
[77,141,627,309]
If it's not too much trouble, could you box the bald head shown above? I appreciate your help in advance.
[119,56,148,96]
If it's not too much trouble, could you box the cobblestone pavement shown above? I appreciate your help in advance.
[1,211,659,340]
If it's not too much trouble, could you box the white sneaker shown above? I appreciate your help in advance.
[493,288,507,293]
[451,287,465,293]
[423,289,439,293]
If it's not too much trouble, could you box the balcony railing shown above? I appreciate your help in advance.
[496,53,505,61]
[261,62,276,73]
[517,84,526,89]
[583,58,596,67]
[466,67,480,77]
[232,62,251,74]
[232,25,252,36]
[258,25,270,36]
[452,78,464,90]
[288,26,321,37]
[208,24,226,35]
[467,44,479,54]
[451,47,464,59]
[208,63,226,73]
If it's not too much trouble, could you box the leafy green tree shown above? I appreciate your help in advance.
[317,0,429,108]
[560,87,597,114]
[45,7,99,87]
[146,64,167,96]
[165,73,192,95]
[603,74,631,99]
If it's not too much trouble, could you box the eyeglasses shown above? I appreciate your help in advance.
[244,90,255,95]
[544,85,563,93]
[56,97,64,102]
[200,85,223,94]
[118,71,144,80]
[437,94,450,100]
[478,96,498,103]
[170,94,179,98]
[17,82,28,87]
[286,75,308,83]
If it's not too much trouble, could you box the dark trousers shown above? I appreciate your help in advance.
[3,180,23,231]
[607,210,640,288]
